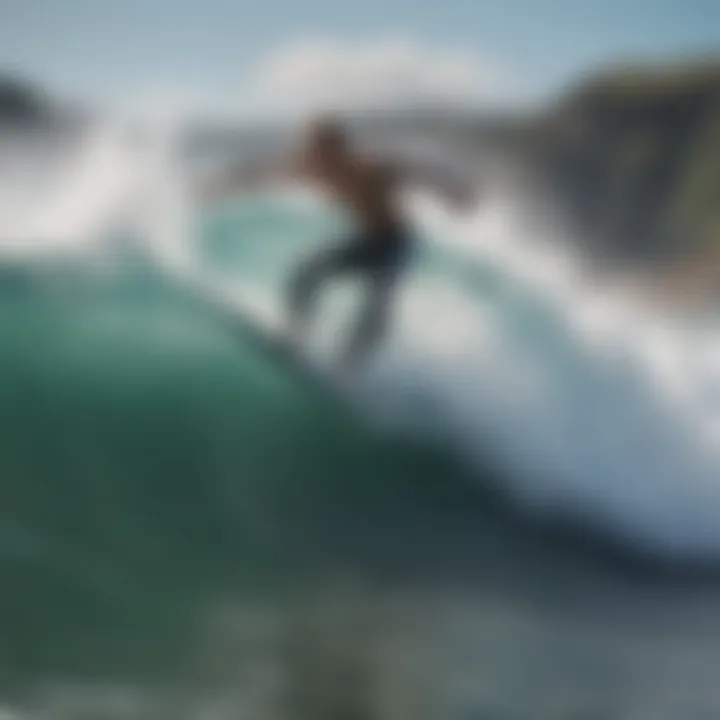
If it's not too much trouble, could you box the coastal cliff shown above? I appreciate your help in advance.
[525,60,720,272]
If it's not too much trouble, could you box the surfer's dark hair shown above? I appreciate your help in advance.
[308,115,347,152]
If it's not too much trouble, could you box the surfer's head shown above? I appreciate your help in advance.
[304,115,349,167]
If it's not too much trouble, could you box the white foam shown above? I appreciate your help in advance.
[377,190,720,556]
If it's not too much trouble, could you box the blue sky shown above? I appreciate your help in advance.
[1,0,718,114]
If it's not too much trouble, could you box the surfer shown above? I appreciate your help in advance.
[202,115,479,373]
[288,117,482,373]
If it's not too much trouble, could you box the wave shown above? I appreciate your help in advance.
[3,118,720,578]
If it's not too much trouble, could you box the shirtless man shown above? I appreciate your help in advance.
[204,115,479,373]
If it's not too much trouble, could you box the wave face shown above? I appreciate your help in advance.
[0,253,515,680]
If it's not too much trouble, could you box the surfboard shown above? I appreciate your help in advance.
[180,275,354,402]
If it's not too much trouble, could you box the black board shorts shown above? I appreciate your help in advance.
[318,224,413,284]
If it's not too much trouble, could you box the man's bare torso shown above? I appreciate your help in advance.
[304,153,404,234]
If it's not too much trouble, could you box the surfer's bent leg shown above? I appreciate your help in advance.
[339,268,397,372]
[339,233,409,372]
[286,242,360,342]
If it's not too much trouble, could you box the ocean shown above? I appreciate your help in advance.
[1,121,720,718]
